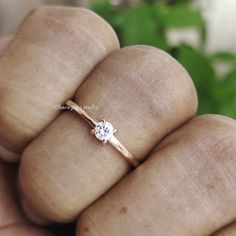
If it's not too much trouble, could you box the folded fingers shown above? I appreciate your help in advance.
[19,45,197,222]
[0,6,119,161]
[77,115,236,236]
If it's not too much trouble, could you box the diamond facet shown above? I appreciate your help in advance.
[94,121,114,142]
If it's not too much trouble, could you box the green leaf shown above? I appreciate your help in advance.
[168,0,193,4]
[176,45,217,114]
[91,0,235,118]
[91,1,117,25]
[114,3,169,50]
[216,70,236,118]
[210,52,236,63]
[163,5,204,28]
[177,45,215,89]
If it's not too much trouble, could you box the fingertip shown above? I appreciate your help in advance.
[18,184,49,226]
[0,144,20,162]
[0,6,120,154]
[0,35,14,56]
[21,197,49,226]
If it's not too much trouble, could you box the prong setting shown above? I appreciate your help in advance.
[102,139,107,143]
[65,100,140,167]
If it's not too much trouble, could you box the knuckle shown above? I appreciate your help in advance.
[212,135,236,156]
[196,115,236,155]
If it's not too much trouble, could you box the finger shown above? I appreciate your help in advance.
[0,161,26,227]
[76,115,236,236]
[19,45,197,222]
[0,36,14,56]
[0,161,54,236]
[212,222,236,236]
[0,6,119,162]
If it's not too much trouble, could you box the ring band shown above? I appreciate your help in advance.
[65,100,140,168]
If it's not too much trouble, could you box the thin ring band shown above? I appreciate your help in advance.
[65,100,140,168]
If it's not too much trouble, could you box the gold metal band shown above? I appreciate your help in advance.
[65,100,140,168]
[108,135,140,167]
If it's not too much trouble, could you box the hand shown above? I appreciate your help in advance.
[0,6,236,236]
[0,161,54,235]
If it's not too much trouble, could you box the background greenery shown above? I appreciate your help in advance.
[91,0,236,118]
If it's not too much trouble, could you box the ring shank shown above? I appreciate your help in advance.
[108,136,140,167]
[66,100,98,127]
[66,100,140,168]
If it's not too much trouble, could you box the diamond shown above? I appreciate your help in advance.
[94,120,114,142]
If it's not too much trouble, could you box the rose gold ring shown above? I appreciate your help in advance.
[65,100,140,168]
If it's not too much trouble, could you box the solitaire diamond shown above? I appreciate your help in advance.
[93,120,115,143]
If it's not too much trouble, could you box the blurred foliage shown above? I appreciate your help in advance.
[91,0,236,118]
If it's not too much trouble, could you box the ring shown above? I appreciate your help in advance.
[65,100,140,168]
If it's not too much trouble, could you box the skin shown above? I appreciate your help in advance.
[0,6,235,236]
[0,161,55,236]
[77,115,236,236]
[0,6,119,158]
[19,45,197,222]
[213,222,236,236]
